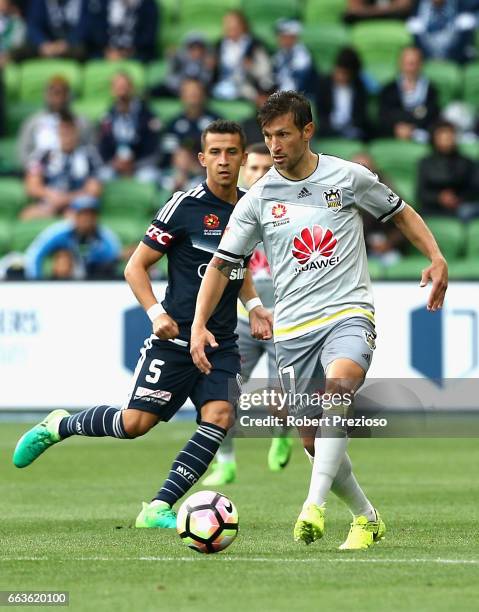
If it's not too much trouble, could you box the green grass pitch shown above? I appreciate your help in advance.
[1,421,479,612]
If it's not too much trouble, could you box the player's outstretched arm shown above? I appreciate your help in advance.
[392,204,448,311]
[124,242,179,339]
[239,270,273,340]
[191,257,236,374]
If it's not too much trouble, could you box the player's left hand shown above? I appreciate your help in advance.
[420,256,448,311]
[190,325,218,375]
[249,306,273,340]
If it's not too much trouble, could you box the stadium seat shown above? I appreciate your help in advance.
[72,98,110,122]
[369,139,428,182]
[302,23,349,71]
[10,219,55,252]
[0,218,11,255]
[0,178,27,219]
[304,0,347,24]
[101,179,157,219]
[366,63,396,87]
[390,176,416,208]
[423,217,465,260]
[423,61,462,108]
[147,60,168,89]
[4,63,20,100]
[463,62,479,106]
[82,61,146,101]
[209,99,255,122]
[241,0,300,25]
[384,256,430,279]
[368,258,385,280]
[19,59,82,102]
[179,0,239,26]
[151,98,184,123]
[6,102,42,137]
[458,141,479,160]
[0,138,22,175]
[466,219,479,258]
[316,138,363,161]
[351,21,411,66]
[101,216,147,246]
[448,258,479,279]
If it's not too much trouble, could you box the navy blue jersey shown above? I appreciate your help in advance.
[143,182,248,342]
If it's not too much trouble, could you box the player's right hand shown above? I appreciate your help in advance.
[190,325,218,375]
[153,313,180,340]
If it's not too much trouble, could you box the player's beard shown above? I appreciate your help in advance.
[276,143,309,175]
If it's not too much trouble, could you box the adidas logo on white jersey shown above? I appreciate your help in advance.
[298,187,312,199]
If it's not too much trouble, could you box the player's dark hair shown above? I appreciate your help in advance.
[257,91,313,132]
[58,109,76,126]
[201,119,246,151]
[246,142,270,155]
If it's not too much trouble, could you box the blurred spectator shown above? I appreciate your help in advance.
[344,0,413,23]
[22,111,102,220]
[152,33,215,98]
[407,0,476,64]
[239,142,272,189]
[26,0,88,60]
[241,86,276,146]
[0,0,25,65]
[160,78,219,168]
[316,47,370,141]
[24,195,121,279]
[18,76,92,168]
[378,46,440,142]
[159,145,205,193]
[87,0,158,62]
[352,151,406,266]
[98,72,161,183]
[212,9,273,102]
[272,19,315,95]
[442,100,477,142]
[418,120,479,220]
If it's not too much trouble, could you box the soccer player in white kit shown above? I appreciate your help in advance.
[190,91,448,549]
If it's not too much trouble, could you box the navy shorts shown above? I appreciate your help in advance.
[125,335,242,421]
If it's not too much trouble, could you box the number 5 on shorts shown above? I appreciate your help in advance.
[146,359,165,384]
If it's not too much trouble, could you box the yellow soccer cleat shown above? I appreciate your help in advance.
[339,510,386,550]
[293,504,325,544]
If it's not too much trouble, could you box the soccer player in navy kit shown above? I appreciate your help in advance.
[13,120,273,529]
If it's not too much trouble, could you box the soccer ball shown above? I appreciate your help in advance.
[177,490,239,554]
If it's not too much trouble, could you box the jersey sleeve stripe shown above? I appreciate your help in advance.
[377,198,403,223]
[215,248,244,263]
[157,190,184,221]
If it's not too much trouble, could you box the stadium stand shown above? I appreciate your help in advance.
[0,0,478,279]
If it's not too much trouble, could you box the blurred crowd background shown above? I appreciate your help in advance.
[1,0,479,281]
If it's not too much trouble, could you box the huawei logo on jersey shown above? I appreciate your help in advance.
[292,225,339,275]
[272,203,287,219]
[204,213,220,229]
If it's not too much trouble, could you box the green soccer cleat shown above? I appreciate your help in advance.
[202,461,237,486]
[135,502,177,529]
[13,409,70,468]
[339,510,386,550]
[293,503,325,544]
[268,436,293,472]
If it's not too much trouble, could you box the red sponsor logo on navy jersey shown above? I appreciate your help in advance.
[146,224,173,246]
[204,213,220,229]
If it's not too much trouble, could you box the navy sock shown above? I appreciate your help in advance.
[154,421,227,506]
[58,405,129,439]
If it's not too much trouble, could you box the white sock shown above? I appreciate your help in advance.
[331,453,376,521]
[304,435,348,508]
[216,432,235,464]
[149,500,169,508]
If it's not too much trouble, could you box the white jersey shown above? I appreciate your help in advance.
[217,154,405,342]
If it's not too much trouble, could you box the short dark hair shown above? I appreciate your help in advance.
[58,110,76,126]
[257,90,313,131]
[201,119,246,151]
[246,142,270,155]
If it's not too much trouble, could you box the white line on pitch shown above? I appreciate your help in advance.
[1,557,478,565]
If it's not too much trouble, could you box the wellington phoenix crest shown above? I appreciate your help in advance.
[323,188,343,212]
